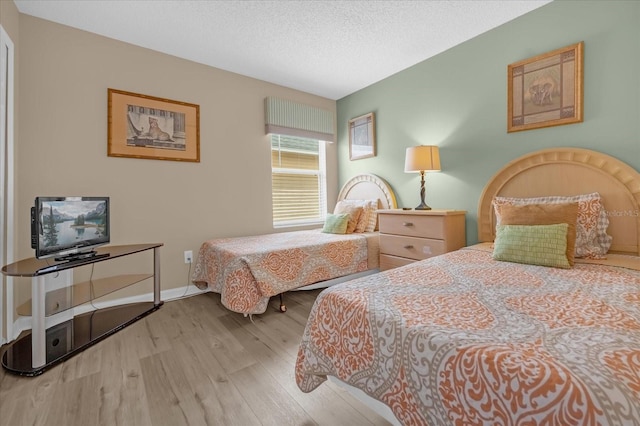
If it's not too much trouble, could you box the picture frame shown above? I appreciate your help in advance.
[108,89,200,162]
[349,112,376,160]
[507,42,583,133]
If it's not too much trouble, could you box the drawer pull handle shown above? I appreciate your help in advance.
[402,222,414,227]
[403,245,414,249]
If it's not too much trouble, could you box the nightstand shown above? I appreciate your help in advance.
[378,209,466,271]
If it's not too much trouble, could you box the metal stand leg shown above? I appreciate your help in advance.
[154,246,161,306]
[31,275,46,368]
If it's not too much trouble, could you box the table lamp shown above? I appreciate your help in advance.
[404,145,441,210]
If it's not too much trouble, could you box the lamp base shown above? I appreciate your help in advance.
[414,203,432,211]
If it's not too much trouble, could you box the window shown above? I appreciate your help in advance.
[271,134,326,227]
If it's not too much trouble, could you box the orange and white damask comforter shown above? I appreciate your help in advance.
[192,229,376,315]
[295,246,640,425]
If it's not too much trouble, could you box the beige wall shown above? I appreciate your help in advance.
[13,15,337,310]
[1,0,19,37]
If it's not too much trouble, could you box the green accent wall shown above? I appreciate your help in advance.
[337,0,639,245]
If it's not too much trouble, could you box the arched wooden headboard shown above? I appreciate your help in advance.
[338,173,398,210]
[477,148,640,255]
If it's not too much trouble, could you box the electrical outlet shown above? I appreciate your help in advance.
[184,250,193,264]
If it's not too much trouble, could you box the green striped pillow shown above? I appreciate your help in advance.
[322,213,349,234]
[493,223,571,269]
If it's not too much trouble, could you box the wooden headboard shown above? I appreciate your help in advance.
[478,148,640,255]
[338,173,398,209]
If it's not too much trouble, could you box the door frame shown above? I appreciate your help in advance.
[1,24,16,344]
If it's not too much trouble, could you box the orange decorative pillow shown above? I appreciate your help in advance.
[333,203,363,234]
[494,202,578,266]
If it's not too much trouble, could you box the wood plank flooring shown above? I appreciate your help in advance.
[0,290,391,426]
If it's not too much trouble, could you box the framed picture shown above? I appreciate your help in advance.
[507,42,583,133]
[349,112,376,160]
[108,89,200,162]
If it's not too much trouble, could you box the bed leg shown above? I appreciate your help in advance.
[279,294,287,313]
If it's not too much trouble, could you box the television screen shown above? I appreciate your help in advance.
[33,196,110,260]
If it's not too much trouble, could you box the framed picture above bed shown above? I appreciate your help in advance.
[108,89,200,162]
[507,42,584,133]
[348,112,376,160]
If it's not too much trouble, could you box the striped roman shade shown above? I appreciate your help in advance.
[264,97,334,142]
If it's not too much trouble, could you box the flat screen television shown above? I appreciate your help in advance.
[32,196,110,261]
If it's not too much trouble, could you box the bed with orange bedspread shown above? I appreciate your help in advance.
[295,245,640,425]
[295,148,640,425]
[191,229,377,315]
[192,173,397,315]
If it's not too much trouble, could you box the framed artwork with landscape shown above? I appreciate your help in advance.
[108,89,200,162]
[349,112,376,160]
[507,42,583,132]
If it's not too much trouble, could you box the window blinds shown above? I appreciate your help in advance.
[264,97,334,142]
[271,135,326,226]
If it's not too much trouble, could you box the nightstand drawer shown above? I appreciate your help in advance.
[377,209,466,271]
[378,214,446,239]
[380,254,415,271]
[380,234,446,260]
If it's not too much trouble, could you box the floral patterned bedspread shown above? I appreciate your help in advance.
[295,246,640,425]
[191,229,371,315]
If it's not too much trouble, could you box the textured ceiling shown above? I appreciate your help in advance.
[14,0,552,100]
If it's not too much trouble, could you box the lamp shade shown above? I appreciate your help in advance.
[404,145,441,173]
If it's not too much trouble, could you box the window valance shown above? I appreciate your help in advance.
[264,97,334,142]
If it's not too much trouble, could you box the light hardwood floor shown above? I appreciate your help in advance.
[0,290,391,426]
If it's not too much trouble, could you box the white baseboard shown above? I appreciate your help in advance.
[6,284,208,343]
